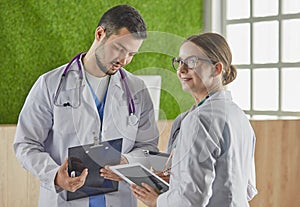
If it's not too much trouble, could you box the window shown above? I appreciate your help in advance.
[205,0,300,119]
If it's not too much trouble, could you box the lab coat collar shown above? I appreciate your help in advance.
[109,68,125,89]
[208,89,232,101]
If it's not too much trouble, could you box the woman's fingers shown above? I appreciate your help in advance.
[131,184,147,198]
[130,184,158,207]
[141,183,160,195]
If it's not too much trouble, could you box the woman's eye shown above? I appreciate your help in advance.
[188,59,196,65]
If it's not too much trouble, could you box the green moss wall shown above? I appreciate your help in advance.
[0,0,203,124]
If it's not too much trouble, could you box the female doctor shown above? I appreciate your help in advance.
[13,5,159,207]
[131,32,257,206]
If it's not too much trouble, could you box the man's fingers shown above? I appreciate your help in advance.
[79,168,88,180]
[69,179,85,192]
[100,167,122,181]
[62,158,68,170]
[64,169,88,192]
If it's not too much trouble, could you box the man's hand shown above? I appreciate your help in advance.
[54,158,88,192]
[100,155,128,181]
[100,165,123,181]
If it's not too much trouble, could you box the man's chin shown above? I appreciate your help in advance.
[106,69,119,75]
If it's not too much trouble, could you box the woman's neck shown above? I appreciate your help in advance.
[194,93,209,106]
[192,87,222,106]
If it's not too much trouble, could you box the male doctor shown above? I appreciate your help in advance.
[14,4,159,207]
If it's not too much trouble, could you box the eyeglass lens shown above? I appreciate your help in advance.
[172,56,198,70]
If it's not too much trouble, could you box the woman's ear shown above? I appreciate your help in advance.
[95,26,106,41]
[213,62,223,76]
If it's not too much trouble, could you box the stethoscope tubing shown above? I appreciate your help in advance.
[119,69,135,115]
[63,52,84,78]
[55,52,136,116]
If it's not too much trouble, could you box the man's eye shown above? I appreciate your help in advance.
[113,45,122,51]
[128,52,137,56]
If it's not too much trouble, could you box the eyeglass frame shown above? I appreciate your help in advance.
[172,55,217,71]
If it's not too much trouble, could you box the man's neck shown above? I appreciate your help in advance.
[82,52,107,78]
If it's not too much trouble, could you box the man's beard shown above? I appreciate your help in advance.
[95,50,121,76]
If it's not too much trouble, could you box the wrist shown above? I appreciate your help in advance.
[120,155,129,164]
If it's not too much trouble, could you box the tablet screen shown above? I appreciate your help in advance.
[114,165,169,194]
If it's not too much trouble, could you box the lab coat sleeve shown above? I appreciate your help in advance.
[14,76,60,193]
[157,114,219,207]
[122,87,159,167]
[247,135,258,200]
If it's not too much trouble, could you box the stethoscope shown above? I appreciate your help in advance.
[54,52,138,125]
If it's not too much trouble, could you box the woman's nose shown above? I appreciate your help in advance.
[178,64,189,73]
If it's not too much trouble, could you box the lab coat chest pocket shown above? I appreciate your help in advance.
[54,87,81,108]
[53,89,79,136]
[53,109,75,136]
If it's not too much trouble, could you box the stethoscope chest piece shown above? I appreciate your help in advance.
[128,113,138,126]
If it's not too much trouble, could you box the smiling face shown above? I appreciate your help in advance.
[176,41,216,99]
[94,27,143,75]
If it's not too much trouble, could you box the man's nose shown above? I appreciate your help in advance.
[118,53,130,65]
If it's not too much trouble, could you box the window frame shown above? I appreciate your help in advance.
[204,0,300,118]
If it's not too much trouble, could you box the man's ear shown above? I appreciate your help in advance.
[95,26,106,41]
[213,62,223,76]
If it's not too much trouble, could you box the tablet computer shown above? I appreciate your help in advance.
[110,163,169,194]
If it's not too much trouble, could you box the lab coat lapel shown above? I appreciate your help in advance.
[101,71,123,139]
[71,72,101,143]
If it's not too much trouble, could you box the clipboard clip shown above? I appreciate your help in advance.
[89,131,104,149]
[93,132,100,146]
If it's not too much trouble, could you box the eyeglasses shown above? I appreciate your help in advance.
[172,56,215,70]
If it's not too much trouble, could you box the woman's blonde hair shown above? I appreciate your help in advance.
[185,32,237,85]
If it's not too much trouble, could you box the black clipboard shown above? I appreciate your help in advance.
[67,138,123,201]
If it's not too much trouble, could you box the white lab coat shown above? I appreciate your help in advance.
[14,56,159,207]
[157,90,257,207]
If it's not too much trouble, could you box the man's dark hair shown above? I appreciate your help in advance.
[98,4,147,39]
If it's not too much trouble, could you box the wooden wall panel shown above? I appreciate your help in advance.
[1,120,300,207]
[249,120,300,207]
[157,120,173,151]
[27,174,39,207]
[1,125,32,207]
[0,126,8,207]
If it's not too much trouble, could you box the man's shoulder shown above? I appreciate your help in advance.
[35,64,66,87]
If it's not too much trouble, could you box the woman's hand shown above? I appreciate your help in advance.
[131,183,159,207]
[155,171,170,183]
